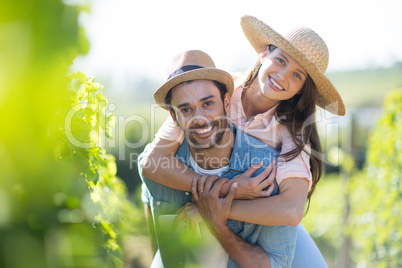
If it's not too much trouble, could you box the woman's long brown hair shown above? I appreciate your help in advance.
[236,45,323,211]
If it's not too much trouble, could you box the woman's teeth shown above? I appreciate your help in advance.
[270,77,284,90]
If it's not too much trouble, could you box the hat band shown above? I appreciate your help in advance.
[167,65,203,80]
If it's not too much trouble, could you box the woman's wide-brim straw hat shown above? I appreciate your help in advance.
[153,50,234,109]
[241,15,345,116]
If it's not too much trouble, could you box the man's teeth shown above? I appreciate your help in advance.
[270,77,284,90]
[195,126,212,134]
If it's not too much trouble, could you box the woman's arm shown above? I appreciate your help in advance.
[229,177,309,226]
[219,161,276,199]
[142,133,308,225]
[142,135,275,196]
[227,124,312,226]
[141,136,202,191]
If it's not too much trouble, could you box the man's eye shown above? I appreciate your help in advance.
[204,101,213,107]
[180,108,191,114]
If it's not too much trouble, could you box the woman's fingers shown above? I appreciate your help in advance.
[252,160,276,186]
[259,167,276,197]
[242,161,264,177]
[257,162,277,189]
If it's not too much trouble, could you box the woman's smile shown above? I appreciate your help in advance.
[268,75,285,91]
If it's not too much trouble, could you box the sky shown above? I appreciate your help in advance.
[71,0,402,92]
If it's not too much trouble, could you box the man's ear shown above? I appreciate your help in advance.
[169,110,179,126]
[223,93,230,114]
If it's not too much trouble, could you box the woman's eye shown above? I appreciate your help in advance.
[294,72,302,80]
[276,58,285,64]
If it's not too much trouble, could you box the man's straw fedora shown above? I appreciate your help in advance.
[241,15,345,116]
[153,50,234,109]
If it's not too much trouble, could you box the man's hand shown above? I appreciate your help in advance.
[175,202,203,237]
[192,176,238,236]
[192,177,272,267]
[220,160,276,199]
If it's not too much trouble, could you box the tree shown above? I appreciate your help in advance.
[0,1,141,267]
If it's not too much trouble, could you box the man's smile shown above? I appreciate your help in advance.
[193,125,214,135]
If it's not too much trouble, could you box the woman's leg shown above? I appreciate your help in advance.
[292,224,328,268]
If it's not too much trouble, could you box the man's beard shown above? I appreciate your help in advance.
[185,115,229,150]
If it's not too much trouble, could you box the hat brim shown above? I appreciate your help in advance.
[153,68,234,110]
[241,15,345,116]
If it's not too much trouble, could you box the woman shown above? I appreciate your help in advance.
[142,15,345,267]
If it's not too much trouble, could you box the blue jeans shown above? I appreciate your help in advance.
[150,223,327,267]
[291,224,328,268]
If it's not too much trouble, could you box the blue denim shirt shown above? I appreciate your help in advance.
[139,125,297,268]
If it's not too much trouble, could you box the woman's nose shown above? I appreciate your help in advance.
[277,68,289,82]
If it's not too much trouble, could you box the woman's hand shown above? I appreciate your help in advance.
[220,160,276,199]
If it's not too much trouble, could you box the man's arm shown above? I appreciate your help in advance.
[213,223,271,268]
[192,177,271,268]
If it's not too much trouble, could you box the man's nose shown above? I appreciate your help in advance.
[192,108,208,124]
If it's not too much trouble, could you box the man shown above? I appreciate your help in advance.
[138,50,296,268]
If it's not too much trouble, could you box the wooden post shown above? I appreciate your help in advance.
[335,109,355,268]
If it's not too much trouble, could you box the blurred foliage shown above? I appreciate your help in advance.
[105,102,169,193]
[65,72,145,265]
[348,88,402,267]
[304,89,402,268]
[0,1,142,267]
